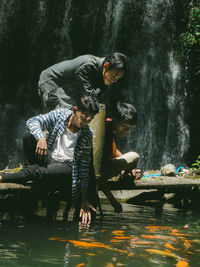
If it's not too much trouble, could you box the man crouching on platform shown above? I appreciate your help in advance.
[0,95,99,225]
[100,102,141,213]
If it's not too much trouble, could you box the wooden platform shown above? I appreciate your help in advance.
[1,176,200,198]
[105,176,200,192]
[0,183,30,193]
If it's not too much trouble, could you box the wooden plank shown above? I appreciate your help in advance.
[101,176,200,191]
[0,176,200,195]
[0,183,30,194]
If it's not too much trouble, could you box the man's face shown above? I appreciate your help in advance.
[102,64,124,86]
[73,109,95,130]
[112,119,132,137]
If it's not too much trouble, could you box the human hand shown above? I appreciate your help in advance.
[131,169,142,181]
[79,200,96,225]
[116,170,125,181]
[35,138,47,159]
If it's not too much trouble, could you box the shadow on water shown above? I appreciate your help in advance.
[0,201,200,266]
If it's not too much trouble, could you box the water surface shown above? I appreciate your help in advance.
[0,201,200,266]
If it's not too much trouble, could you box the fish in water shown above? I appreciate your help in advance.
[112,230,125,236]
[170,233,192,237]
[75,263,85,267]
[145,249,180,259]
[113,236,136,240]
[141,235,176,241]
[164,243,179,250]
[67,240,129,254]
[145,226,171,230]
[176,260,189,267]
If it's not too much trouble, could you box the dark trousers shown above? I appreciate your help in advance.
[2,130,97,209]
[2,130,72,198]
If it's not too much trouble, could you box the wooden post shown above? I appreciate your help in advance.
[89,103,106,177]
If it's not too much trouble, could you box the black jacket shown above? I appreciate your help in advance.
[39,55,106,111]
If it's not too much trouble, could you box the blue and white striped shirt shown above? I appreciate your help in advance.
[26,108,93,201]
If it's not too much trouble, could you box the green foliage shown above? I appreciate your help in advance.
[180,7,200,48]
[174,4,200,76]
[191,155,200,170]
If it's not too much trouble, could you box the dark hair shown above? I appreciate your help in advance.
[114,102,137,125]
[76,95,99,115]
[105,52,128,72]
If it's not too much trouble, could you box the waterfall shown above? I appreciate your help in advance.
[161,52,189,165]
[0,0,191,170]
[100,0,125,55]
[0,0,17,37]
[118,0,190,170]
[56,0,73,60]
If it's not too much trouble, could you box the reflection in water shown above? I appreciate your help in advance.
[0,202,200,266]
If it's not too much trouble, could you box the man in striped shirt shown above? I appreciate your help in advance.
[0,96,99,225]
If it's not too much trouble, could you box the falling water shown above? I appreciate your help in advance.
[100,0,125,54]
[0,0,191,170]
[117,0,190,170]
[56,0,73,60]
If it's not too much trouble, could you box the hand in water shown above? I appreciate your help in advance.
[79,200,96,225]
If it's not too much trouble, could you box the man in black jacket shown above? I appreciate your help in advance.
[38,53,128,111]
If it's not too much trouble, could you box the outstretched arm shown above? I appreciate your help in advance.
[79,186,96,225]
[78,131,96,224]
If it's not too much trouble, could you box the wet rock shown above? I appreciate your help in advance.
[161,164,176,176]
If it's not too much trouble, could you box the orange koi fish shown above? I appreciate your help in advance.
[49,237,62,241]
[68,240,111,249]
[141,235,176,241]
[170,233,192,237]
[128,253,134,257]
[112,230,125,236]
[68,240,129,254]
[133,241,155,245]
[145,249,179,259]
[172,229,179,233]
[111,239,121,243]
[80,238,95,242]
[164,243,179,250]
[86,253,96,256]
[75,263,85,267]
[145,226,171,230]
[170,229,191,237]
[113,236,136,240]
[185,251,194,255]
[176,260,189,267]
[116,249,132,255]
[184,241,191,250]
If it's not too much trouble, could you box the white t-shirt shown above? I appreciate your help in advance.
[52,127,80,162]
